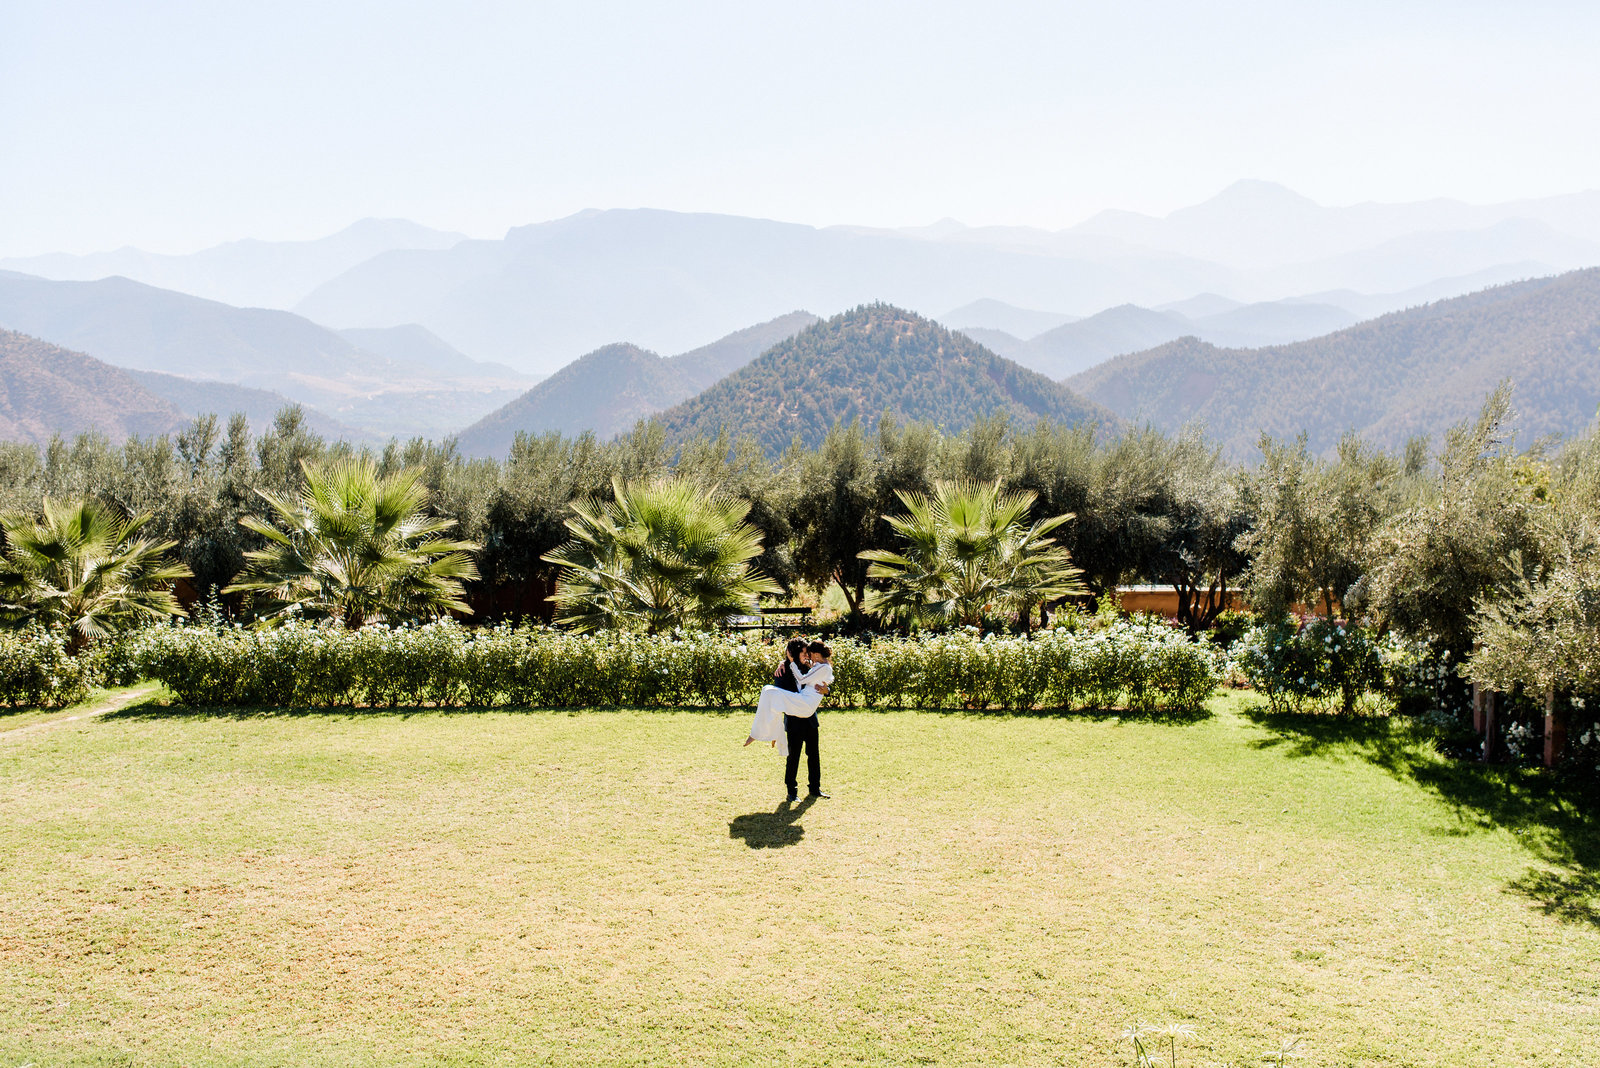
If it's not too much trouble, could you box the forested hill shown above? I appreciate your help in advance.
[653,305,1112,453]
[455,312,817,458]
[0,330,185,444]
[1068,268,1600,457]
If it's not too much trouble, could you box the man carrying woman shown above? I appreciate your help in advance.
[744,638,833,801]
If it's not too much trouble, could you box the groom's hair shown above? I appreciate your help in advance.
[785,638,807,661]
[807,641,830,658]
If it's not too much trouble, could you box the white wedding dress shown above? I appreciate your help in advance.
[748,662,829,756]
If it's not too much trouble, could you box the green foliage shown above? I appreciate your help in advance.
[1232,617,1415,714]
[225,457,480,627]
[0,496,191,647]
[542,478,782,633]
[1240,432,1400,619]
[1207,608,1254,650]
[1363,386,1548,657]
[4,380,1596,700]
[1468,418,1600,697]
[0,625,94,707]
[130,619,1220,714]
[790,418,938,620]
[860,480,1084,628]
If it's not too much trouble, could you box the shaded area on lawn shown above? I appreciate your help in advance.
[728,796,817,850]
[1244,703,1600,927]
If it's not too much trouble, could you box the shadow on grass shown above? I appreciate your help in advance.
[1243,704,1600,928]
[728,796,816,850]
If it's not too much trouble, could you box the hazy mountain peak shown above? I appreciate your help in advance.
[1193,179,1322,213]
[334,217,466,243]
[939,298,1075,339]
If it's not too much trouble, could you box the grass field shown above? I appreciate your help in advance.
[2,691,1597,1066]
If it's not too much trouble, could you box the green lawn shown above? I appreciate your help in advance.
[1,691,1596,1066]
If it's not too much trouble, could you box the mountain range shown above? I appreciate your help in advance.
[283,187,1600,376]
[3,182,1600,461]
[0,218,466,310]
[6,182,1599,385]
[961,300,1359,379]
[1069,268,1600,457]
[652,305,1111,454]
[456,312,818,458]
[290,209,1235,373]
[0,271,531,440]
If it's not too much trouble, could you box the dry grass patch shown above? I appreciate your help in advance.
[0,693,1596,1065]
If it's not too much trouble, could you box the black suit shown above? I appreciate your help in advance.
[784,712,820,797]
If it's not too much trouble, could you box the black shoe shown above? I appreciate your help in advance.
[807,791,830,800]
[786,793,798,802]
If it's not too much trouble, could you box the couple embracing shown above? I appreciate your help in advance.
[744,638,833,801]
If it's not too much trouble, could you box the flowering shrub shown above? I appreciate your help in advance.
[128,618,1222,713]
[1376,634,1471,728]
[0,626,95,708]
[1233,617,1385,713]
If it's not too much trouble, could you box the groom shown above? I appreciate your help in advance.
[780,640,829,802]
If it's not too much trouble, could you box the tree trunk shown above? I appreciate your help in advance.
[1174,578,1196,632]
[835,569,860,615]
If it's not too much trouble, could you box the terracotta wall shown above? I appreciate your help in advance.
[1115,586,1246,617]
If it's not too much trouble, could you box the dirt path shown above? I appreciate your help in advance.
[0,684,161,740]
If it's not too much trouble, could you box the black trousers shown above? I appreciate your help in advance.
[784,714,820,795]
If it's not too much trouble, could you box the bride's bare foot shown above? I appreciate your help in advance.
[743,736,754,747]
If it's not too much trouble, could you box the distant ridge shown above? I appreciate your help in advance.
[0,218,467,310]
[940,299,1076,339]
[0,330,183,445]
[456,312,817,458]
[973,300,1361,380]
[1068,267,1600,457]
[0,270,394,383]
[0,270,528,441]
[1012,305,1190,379]
[127,371,359,440]
[336,324,527,380]
[654,305,1112,454]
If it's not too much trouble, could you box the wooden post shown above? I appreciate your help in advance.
[1545,687,1567,768]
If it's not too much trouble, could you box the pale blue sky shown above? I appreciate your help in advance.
[3,0,1598,255]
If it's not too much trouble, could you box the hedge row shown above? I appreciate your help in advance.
[129,619,1221,713]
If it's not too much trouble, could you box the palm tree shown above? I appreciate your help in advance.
[543,478,781,633]
[225,458,479,627]
[859,481,1084,629]
[0,498,192,650]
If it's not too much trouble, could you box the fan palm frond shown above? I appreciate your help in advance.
[543,478,781,633]
[0,497,192,649]
[225,458,480,627]
[861,480,1084,628]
